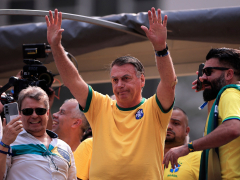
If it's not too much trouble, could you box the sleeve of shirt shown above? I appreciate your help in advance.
[68,150,77,180]
[79,85,113,127]
[73,138,92,180]
[154,94,174,129]
[219,89,240,123]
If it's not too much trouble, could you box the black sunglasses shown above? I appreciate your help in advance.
[202,67,229,76]
[21,108,47,116]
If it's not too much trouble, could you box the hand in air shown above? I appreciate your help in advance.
[141,7,167,51]
[2,116,23,146]
[45,9,64,47]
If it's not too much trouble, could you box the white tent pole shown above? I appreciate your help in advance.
[0,9,148,40]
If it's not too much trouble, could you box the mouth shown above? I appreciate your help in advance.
[30,121,41,124]
[203,81,212,89]
[52,120,59,126]
[166,130,175,136]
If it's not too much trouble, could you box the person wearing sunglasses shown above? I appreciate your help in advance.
[0,86,77,180]
[164,48,240,180]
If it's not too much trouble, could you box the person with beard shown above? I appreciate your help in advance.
[164,107,201,180]
[164,48,240,180]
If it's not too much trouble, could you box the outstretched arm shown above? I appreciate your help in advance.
[163,119,240,169]
[45,9,88,109]
[141,8,176,111]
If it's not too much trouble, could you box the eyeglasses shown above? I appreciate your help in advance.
[21,108,47,116]
[202,67,229,76]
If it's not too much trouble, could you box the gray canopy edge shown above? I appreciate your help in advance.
[0,6,240,73]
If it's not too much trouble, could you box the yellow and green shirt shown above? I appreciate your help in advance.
[80,86,173,180]
[204,88,240,179]
[74,138,92,180]
[164,151,201,180]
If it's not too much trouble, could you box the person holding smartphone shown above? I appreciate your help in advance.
[0,86,77,180]
[164,48,240,180]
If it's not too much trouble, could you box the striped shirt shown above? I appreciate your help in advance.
[2,129,76,180]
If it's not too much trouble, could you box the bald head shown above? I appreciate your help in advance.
[165,107,190,148]
[172,106,189,127]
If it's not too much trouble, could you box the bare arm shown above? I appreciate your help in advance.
[0,117,23,179]
[163,119,240,169]
[47,89,55,130]
[45,9,88,109]
[141,8,176,111]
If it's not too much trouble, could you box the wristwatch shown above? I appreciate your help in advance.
[155,44,168,57]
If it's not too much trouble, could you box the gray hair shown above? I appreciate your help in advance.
[18,86,49,111]
[110,56,145,78]
[64,99,89,132]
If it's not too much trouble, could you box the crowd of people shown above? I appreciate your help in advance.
[0,6,239,180]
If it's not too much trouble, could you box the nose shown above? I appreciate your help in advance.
[53,113,58,119]
[201,73,208,81]
[117,80,125,88]
[31,110,38,117]
[167,124,173,130]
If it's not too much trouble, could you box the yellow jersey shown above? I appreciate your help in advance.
[164,151,201,180]
[73,138,92,180]
[204,88,240,179]
[81,86,173,180]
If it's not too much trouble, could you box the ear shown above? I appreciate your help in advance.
[72,119,82,128]
[185,126,190,136]
[225,69,234,81]
[141,74,145,88]
[46,109,50,117]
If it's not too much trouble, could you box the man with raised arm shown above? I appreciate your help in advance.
[46,7,176,180]
[163,48,240,180]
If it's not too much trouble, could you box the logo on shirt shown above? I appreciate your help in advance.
[170,163,181,173]
[135,109,144,120]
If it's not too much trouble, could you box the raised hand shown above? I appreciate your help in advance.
[1,116,23,146]
[192,71,206,92]
[141,7,167,51]
[45,9,64,47]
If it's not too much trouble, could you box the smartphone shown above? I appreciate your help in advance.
[4,102,19,124]
[196,63,205,91]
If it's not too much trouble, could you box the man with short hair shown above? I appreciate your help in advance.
[52,98,89,151]
[164,107,201,180]
[164,48,240,180]
[46,7,176,179]
[0,86,76,180]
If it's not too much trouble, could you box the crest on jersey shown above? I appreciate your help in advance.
[135,109,144,120]
[170,163,181,173]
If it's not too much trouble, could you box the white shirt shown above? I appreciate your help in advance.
[3,129,76,180]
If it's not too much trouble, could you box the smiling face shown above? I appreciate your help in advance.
[165,109,189,147]
[52,101,78,139]
[202,58,227,101]
[111,64,145,108]
[20,97,49,136]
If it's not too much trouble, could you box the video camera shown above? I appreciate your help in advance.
[0,43,54,104]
